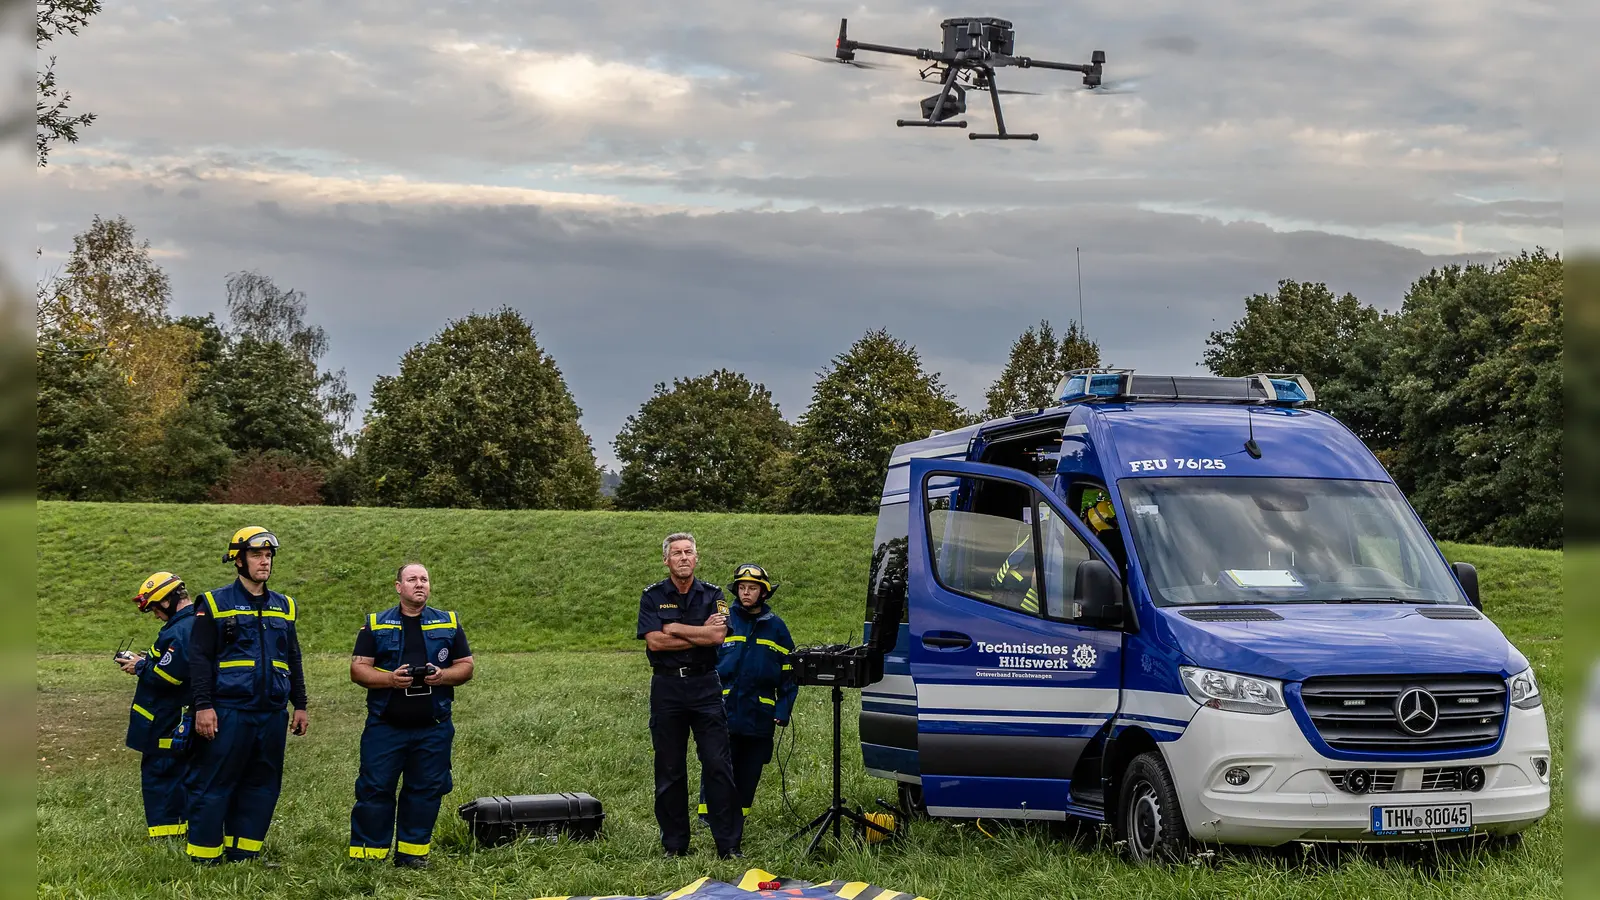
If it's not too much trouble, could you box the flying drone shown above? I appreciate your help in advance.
[800,17,1127,141]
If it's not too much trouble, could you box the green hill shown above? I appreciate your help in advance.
[36,501,1562,669]
[37,501,877,655]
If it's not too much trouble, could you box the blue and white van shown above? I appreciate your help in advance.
[859,370,1551,862]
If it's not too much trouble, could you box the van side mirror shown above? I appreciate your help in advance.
[1074,559,1124,628]
[1452,562,1481,610]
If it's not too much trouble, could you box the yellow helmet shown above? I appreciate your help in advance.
[728,563,777,599]
[224,526,280,563]
[1084,497,1117,534]
[133,571,184,612]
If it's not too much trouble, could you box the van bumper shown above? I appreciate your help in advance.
[1161,703,1552,846]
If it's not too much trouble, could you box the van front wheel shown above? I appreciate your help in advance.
[1116,751,1192,864]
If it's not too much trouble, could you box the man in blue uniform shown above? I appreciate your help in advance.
[698,563,797,821]
[184,526,310,865]
[120,571,197,839]
[348,561,474,868]
[636,532,743,859]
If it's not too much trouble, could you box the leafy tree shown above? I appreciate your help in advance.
[788,329,970,514]
[1385,250,1562,548]
[34,215,231,499]
[208,336,338,464]
[224,271,357,453]
[1202,279,1398,457]
[983,319,1101,418]
[35,0,102,167]
[613,369,792,512]
[356,308,602,509]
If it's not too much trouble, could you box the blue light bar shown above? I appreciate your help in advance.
[1051,369,1317,407]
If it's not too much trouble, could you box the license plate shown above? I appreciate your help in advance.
[1370,803,1472,835]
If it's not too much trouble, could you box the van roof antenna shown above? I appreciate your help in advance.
[1244,376,1262,458]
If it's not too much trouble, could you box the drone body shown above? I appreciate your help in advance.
[816,17,1110,141]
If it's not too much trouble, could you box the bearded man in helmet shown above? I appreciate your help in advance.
[182,526,309,865]
[697,563,797,823]
[120,571,197,839]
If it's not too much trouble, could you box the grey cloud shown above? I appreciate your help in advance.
[37,172,1496,470]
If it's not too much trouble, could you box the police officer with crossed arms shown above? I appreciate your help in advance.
[348,562,474,868]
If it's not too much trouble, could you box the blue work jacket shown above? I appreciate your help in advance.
[363,605,464,723]
[125,605,195,754]
[198,581,300,711]
[717,601,798,737]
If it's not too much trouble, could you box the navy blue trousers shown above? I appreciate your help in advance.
[650,671,741,854]
[699,732,775,818]
[349,718,455,859]
[183,707,287,862]
[140,753,189,838]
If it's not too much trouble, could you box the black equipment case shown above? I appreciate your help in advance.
[457,792,605,846]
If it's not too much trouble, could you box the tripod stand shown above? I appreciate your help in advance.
[787,684,899,855]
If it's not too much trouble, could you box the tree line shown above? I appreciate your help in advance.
[34,215,1563,549]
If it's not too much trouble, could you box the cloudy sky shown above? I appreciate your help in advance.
[34,0,1561,470]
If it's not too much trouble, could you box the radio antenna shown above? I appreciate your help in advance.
[1244,377,1262,458]
[1076,247,1084,329]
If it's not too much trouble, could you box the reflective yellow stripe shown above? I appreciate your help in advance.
[349,846,390,859]
[153,665,182,685]
[666,878,711,899]
[420,610,458,631]
[187,843,224,859]
[148,823,186,837]
[396,840,430,855]
[782,664,793,671]
[723,635,747,643]
[757,638,790,654]
[272,660,290,671]
[233,837,263,852]
[218,660,255,668]
[722,688,730,695]
[370,612,400,631]
[132,704,155,721]
[697,803,708,814]
[738,869,781,890]
[204,592,219,616]
[158,738,174,749]
[742,807,752,816]
[759,696,776,706]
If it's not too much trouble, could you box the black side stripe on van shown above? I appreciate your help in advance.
[860,710,919,752]
[919,734,1086,780]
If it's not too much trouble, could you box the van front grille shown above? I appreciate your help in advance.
[1299,675,1506,754]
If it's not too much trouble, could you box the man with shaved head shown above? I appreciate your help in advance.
[347,562,474,868]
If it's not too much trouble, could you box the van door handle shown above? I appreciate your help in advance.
[922,632,972,650]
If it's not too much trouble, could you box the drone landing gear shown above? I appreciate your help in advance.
[897,119,966,128]
[970,79,1036,140]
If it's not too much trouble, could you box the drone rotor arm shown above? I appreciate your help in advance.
[847,40,935,60]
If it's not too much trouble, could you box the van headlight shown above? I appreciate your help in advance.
[1180,666,1287,714]
[1509,667,1542,709]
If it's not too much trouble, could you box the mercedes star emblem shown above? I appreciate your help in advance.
[1395,687,1440,735]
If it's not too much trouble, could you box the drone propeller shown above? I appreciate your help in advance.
[1078,78,1142,95]
[789,50,886,70]
[961,84,1040,95]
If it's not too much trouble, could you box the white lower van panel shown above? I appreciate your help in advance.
[1163,703,1551,845]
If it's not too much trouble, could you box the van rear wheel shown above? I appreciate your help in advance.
[1116,751,1191,864]
[898,782,928,819]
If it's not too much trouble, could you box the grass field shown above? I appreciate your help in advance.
[35,502,1565,899]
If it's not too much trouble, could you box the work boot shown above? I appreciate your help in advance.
[394,854,430,869]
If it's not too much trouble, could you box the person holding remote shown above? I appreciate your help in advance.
[347,561,474,868]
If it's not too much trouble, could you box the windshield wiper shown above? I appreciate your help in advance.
[1332,596,1436,604]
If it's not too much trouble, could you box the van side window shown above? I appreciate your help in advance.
[1037,499,1095,620]
[924,474,1043,617]
[868,499,911,624]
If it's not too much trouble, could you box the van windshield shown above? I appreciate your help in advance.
[1117,477,1468,606]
